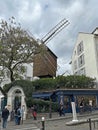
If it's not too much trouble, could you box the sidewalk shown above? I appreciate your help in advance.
[1,111,98,130]
[20,111,98,124]
[33,110,98,121]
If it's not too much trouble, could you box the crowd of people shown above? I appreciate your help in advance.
[14,106,22,125]
[0,104,38,129]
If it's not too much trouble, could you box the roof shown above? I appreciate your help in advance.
[32,89,98,99]
[92,27,98,34]
[32,92,52,99]
[47,47,57,58]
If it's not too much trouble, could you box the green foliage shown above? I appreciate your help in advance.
[33,75,95,90]
[3,80,34,100]
[33,78,57,91]
[28,99,58,112]
[55,75,67,88]
[2,75,95,109]
[0,17,41,82]
[65,75,95,88]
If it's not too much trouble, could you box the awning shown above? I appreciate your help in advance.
[32,92,51,99]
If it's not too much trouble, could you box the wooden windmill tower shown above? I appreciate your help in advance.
[33,19,70,78]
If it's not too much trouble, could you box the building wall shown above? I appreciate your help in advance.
[33,48,57,78]
[94,35,98,79]
[83,33,98,78]
[23,63,33,80]
[71,28,98,87]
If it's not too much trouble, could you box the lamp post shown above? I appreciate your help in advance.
[42,117,45,130]
[70,95,78,122]
[66,95,78,125]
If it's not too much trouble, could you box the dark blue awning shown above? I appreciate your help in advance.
[32,89,98,100]
[32,92,51,99]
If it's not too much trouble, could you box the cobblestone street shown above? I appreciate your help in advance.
[35,111,98,130]
[0,112,98,130]
[44,119,90,130]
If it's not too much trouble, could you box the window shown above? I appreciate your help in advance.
[74,60,77,70]
[79,68,85,75]
[74,50,76,55]
[78,54,85,67]
[74,72,78,75]
[77,41,84,55]
[74,68,85,76]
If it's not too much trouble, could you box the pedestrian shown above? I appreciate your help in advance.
[58,105,65,116]
[1,106,9,129]
[31,105,37,120]
[14,107,18,125]
[10,109,14,121]
[17,106,22,125]
[79,98,84,114]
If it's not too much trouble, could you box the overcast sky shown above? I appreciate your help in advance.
[0,0,98,75]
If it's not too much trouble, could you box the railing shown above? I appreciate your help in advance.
[88,118,98,130]
[79,105,92,114]
[66,117,98,130]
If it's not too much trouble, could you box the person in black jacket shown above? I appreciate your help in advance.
[58,105,65,116]
[2,106,9,128]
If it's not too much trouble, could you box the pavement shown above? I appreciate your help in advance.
[1,111,98,130]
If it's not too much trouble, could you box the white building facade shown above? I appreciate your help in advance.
[71,28,98,87]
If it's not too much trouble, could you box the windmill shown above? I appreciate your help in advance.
[33,18,70,78]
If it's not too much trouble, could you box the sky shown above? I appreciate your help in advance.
[0,0,98,76]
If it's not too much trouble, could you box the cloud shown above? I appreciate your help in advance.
[18,1,42,22]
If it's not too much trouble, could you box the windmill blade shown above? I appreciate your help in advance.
[41,18,70,44]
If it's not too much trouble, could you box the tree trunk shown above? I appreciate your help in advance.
[10,69,15,82]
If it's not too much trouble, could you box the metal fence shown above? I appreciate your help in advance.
[88,118,98,130]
